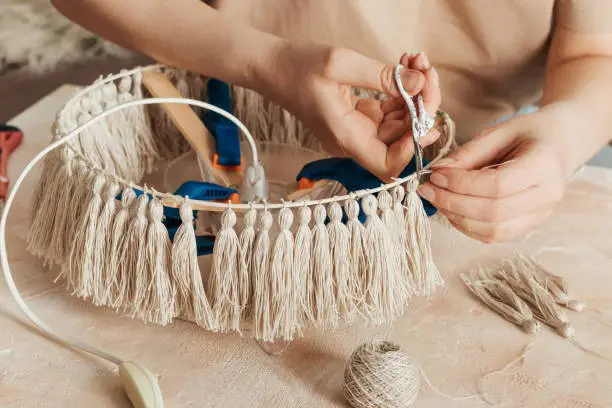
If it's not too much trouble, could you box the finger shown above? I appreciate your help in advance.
[429,146,550,198]
[420,67,441,118]
[431,125,514,170]
[379,120,409,144]
[326,48,425,96]
[381,96,407,113]
[412,52,431,71]
[331,107,413,180]
[384,110,406,121]
[355,98,384,125]
[416,180,559,222]
[441,208,553,243]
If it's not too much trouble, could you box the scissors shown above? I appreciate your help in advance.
[393,64,436,183]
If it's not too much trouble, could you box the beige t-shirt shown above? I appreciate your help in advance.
[208,0,612,143]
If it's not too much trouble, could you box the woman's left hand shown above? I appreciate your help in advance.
[417,108,577,243]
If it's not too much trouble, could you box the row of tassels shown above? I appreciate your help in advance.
[29,168,442,341]
[208,179,443,341]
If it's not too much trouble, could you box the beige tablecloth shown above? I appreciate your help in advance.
[1,86,611,408]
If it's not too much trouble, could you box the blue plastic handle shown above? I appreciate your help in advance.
[201,79,241,167]
[296,157,437,217]
[116,181,238,220]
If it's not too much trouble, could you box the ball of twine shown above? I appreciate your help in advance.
[344,340,420,408]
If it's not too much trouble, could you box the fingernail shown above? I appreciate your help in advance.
[418,52,430,69]
[431,67,439,86]
[417,184,435,201]
[430,172,448,188]
[400,69,424,93]
[431,158,454,168]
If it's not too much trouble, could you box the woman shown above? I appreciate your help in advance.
[52,0,612,242]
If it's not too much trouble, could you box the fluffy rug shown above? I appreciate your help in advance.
[0,0,133,75]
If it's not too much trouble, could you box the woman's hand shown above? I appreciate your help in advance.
[417,106,578,243]
[255,43,442,180]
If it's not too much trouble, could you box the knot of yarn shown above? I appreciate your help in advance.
[91,175,106,195]
[78,111,93,126]
[278,207,293,230]
[149,199,164,223]
[361,195,378,216]
[133,71,143,86]
[121,189,137,208]
[260,211,273,231]
[406,178,419,194]
[105,183,120,201]
[346,199,360,220]
[101,84,118,106]
[244,208,257,228]
[179,201,194,223]
[118,76,132,94]
[314,204,327,225]
[298,206,311,226]
[59,147,74,165]
[221,208,237,229]
[328,202,343,222]
[392,186,405,204]
[377,191,393,211]
[134,195,149,217]
[344,340,420,408]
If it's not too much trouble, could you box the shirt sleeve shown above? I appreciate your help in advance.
[555,0,612,33]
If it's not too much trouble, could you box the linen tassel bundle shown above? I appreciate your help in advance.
[172,201,215,329]
[327,202,355,320]
[461,270,541,334]
[106,188,137,308]
[404,179,443,296]
[345,198,368,316]
[66,174,106,298]
[362,195,406,323]
[311,204,336,327]
[294,206,313,324]
[91,182,120,306]
[143,199,175,325]
[270,207,297,340]
[252,210,273,340]
[208,207,245,333]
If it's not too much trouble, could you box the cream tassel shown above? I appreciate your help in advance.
[392,186,415,290]
[362,194,406,323]
[327,202,355,320]
[461,271,540,334]
[379,190,414,296]
[404,178,443,297]
[66,174,106,298]
[106,188,136,309]
[311,204,336,327]
[91,182,120,306]
[270,207,296,341]
[345,198,369,316]
[125,194,150,317]
[294,206,313,325]
[143,199,175,325]
[209,207,244,333]
[252,210,273,340]
[238,208,257,319]
[171,201,215,329]
[499,268,574,338]
[514,254,585,312]
[28,149,66,263]
[45,148,79,266]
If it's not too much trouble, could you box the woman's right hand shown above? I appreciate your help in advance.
[253,43,442,180]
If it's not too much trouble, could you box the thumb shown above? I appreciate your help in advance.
[325,48,426,96]
[432,124,516,170]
